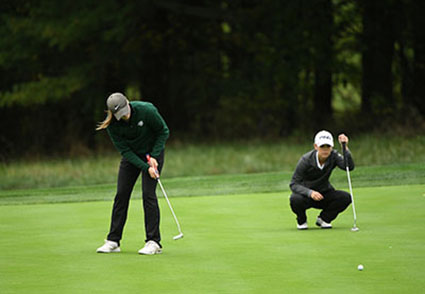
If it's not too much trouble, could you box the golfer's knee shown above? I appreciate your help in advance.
[290,193,306,208]
[143,191,157,201]
[342,192,351,206]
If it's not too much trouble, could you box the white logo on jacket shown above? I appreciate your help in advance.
[137,121,144,127]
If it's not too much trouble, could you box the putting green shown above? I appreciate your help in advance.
[0,184,424,293]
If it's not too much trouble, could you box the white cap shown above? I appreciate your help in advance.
[314,130,334,147]
[106,93,130,120]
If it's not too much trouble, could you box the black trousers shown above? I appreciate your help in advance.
[107,150,164,246]
[289,189,351,225]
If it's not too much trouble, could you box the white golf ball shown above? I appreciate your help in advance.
[357,264,364,271]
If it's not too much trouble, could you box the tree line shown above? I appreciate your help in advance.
[0,0,424,159]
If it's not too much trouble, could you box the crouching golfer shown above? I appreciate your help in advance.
[289,130,354,230]
[96,93,169,254]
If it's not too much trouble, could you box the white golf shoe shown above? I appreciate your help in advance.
[138,240,162,255]
[316,217,332,229]
[96,240,121,253]
[297,222,308,230]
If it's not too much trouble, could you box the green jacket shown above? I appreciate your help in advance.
[107,101,169,171]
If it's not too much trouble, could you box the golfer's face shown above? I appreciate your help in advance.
[121,105,131,121]
[316,144,332,158]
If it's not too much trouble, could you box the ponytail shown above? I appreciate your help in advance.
[96,110,113,130]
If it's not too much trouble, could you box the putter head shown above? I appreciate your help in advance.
[173,233,184,240]
[351,227,359,232]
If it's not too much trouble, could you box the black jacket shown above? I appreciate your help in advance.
[290,149,354,197]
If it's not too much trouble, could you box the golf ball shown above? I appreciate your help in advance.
[357,264,364,271]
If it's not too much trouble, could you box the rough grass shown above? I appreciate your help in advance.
[1,135,424,190]
[0,162,424,205]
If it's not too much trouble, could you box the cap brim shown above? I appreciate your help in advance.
[317,141,334,147]
[113,104,130,120]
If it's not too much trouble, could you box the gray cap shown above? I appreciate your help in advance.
[106,93,130,120]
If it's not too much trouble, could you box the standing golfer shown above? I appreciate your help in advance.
[96,92,169,254]
[289,130,354,230]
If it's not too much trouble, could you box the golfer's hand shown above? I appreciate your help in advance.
[310,191,324,201]
[148,167,158,179]
[338,134,349,146]
[148,157,159,170]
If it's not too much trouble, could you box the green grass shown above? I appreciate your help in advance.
[0,162,424,205]
[1,134,425,190]
[1,138,424,292]
[1,184,424,293]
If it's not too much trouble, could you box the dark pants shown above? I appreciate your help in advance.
[289,189,351,225]
[107,151,164,246]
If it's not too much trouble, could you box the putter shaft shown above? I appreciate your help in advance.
[157,178,184,238]
[345,166,357,227]
[146,154,184,239]
[342,142,359,231]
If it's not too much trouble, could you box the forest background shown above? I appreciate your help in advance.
[1,0,424,160]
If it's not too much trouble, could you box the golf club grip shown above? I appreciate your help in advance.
[342,142,348,167]
[146,154,160,178]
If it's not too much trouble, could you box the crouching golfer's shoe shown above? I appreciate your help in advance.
[297,222,308,230]
[316,217,332,229]
[138,240,162,255]
[96,240,121,253]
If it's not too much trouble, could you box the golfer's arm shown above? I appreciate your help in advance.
[290,181,312,197]
[336,150,355,171]
[107,129,150,171]
[289,161,312,197]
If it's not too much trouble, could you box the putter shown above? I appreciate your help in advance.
[147,155,184,240]
[342,142,359,232]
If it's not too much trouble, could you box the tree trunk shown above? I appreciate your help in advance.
[312,0,334,126]
[360,0,395,118]
[411,1,425,115]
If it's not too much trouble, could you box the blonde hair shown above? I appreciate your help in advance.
[96,110,113,130]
